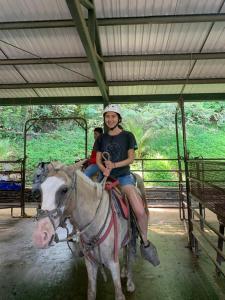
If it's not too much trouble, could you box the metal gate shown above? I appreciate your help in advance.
[22,116,88,216]
[176,99,225,276]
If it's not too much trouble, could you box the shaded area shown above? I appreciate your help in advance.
[0,208,225,300]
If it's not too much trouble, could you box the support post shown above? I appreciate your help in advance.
[179,98,194,248]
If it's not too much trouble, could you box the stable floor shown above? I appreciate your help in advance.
[0,208,225,300]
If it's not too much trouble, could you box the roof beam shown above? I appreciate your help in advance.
[80,0,94,10]
[109,78,225,86]
[1,52,225,65]
[1,78,225,89]
[0,82,97,89]
[98,14,225,26]
[66,0,109,103]
[0,13,225,30]
[0,93,225,106]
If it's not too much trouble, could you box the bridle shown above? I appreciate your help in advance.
[34,167,77,245]
[34,166,108,248]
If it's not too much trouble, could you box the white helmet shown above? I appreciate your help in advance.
[103,104,122,117]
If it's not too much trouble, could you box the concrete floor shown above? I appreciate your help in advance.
[0,208,225,300]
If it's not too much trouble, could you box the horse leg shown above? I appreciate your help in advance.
[120,247,127,279]
[84,258,98,300]
[108,261,125,300]
[121,246,135,292]
[126,245,135,293]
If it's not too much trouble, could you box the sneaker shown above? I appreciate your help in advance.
[140,240,160,266]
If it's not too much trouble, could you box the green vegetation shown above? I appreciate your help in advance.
[0,102,224,186]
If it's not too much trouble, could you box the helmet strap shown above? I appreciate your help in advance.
[109,122,119,131]
[104,120,120,131]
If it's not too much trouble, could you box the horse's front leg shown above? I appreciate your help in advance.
[84,258,98,300]
[108,261,125,300]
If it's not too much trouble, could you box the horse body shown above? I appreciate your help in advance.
[33,163,137,300]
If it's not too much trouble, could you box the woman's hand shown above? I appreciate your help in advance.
[104,160,115,170]
[103,160,116,177]
[103,167,111,177]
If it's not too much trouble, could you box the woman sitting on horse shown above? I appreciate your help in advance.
[95,104,160,266]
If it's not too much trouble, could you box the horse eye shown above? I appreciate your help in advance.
[62,187,68,194]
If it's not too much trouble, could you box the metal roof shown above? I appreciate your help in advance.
[0,0,225,106]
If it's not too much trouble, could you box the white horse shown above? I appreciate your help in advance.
[32,162,146,300]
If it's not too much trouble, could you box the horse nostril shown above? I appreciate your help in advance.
[43,231,48,241]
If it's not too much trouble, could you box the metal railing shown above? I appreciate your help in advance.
[131,158,185,186]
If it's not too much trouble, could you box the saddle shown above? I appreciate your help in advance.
[105,177,129,219]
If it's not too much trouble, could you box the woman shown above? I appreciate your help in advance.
[95,104,160,266]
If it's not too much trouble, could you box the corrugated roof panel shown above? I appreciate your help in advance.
[36,87,101,97]
[0,0,70,22]
[184,84,225,93]
[221,2,225,12]
[0,0,223,21]
[109,85,182,95]
[0,89,37,98]
[0,51,6,59]
[95,0,223,17]
[0,66,26,83]
[106,61,194,81]
[100,23,212,55]
[17,63,94,83]
[191,59,225,78]
[0,28,85,59]
[202,22,225,52]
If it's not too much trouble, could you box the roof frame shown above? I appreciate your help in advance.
[66,0,109,103]
[1,52,225,65]
[0,13,225,30]
[1,93,225,106]
[1,78,225,89]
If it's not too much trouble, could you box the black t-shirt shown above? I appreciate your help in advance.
[94,130,138,178]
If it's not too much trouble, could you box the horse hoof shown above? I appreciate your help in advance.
[127,280,135,293]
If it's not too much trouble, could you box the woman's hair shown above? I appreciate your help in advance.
[94,127,103,134]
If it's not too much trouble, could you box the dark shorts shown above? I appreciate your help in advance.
[117,174,135,186]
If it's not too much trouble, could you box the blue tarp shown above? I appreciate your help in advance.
[0,181,21,191]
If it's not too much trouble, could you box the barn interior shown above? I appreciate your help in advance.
[0,0,225,299]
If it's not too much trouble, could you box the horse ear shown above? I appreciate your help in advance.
[47,163,54,172]
[74,159,87,169]
[47,161,63,172]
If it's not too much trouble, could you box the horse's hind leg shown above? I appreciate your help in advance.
[122,246,135,293]
[121,247,127,278]
[85,259,98,300]
[126,249,135,293]
[109,261,125,300]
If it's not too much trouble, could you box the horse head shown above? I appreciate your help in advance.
[32,162,78,248]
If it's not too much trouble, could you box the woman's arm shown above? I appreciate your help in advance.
[96,151,106,173]
[96,149,135,177]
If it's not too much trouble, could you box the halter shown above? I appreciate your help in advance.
[34,167,77,245]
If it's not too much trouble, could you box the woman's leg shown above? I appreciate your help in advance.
[84,164,99,178]
[122,184,148,243]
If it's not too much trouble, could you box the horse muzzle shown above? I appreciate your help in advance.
[33,217,56,249]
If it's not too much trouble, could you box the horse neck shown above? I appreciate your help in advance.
[71,180,109,234]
